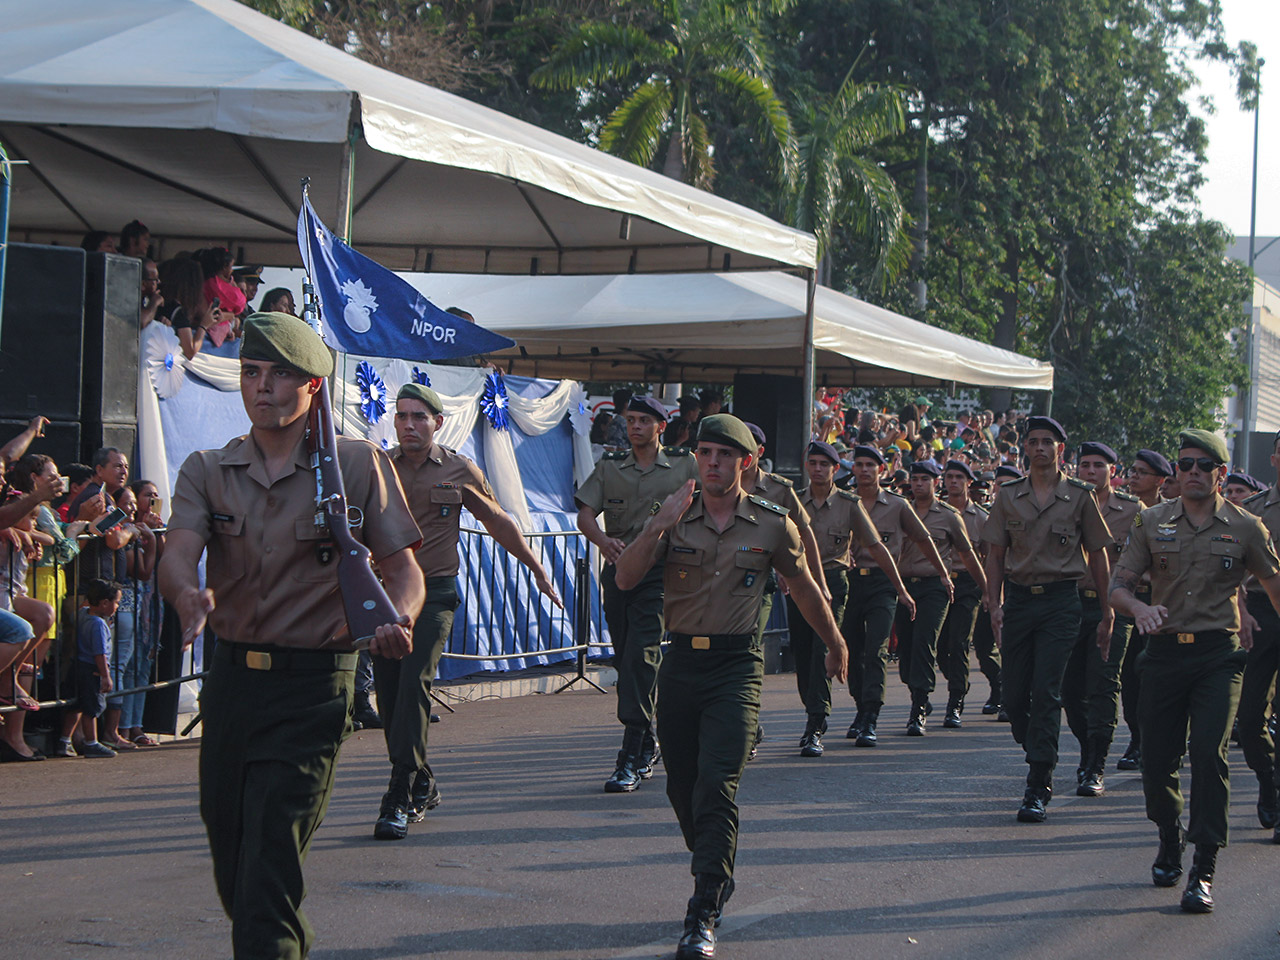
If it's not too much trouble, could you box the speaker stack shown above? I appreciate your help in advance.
[732,373,805,478]
[0,243,139,470]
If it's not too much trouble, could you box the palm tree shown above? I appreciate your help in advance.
[530,0,792,189]
[784,66,910,290]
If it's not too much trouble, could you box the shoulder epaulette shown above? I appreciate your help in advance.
[663,445,692,457]
[937,500,959,514]
[765,472,794,488]
[748,493,789,515]
[602,450,628,461]
[1068,477,1093,491]
[837,489,860,503]
[1004,475,1030,487]
[886,489,909,500]
[1114,490,1140,503]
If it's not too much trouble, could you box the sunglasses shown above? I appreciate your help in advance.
[1176,457,1222,474]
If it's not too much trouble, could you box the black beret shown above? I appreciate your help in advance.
[696,414,755,455]
[744,422,767,448]
[627,396,669,422]
[1226,472,1265,492]
[943,459,976,480]
[397,382,443,415]
[1078,441,1118,464]
[807,440,840,464]
[995,464,1024,480]
[240,312,333,378]
[910,460,942,477]
[852,444,885,465]
[1025,416,1067,443]
[1134,449,1173,477]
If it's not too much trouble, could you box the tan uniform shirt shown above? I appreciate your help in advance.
[662,492,805,635]
[1243,486,1280,593]
[392,442,500,579]
[898,499,973,578]
[1100,490,1143,561]
[576,446,699,545]
[801,485,880,570]
[1117,495,1279,634]
[169,434,421,649]
[754,472,811,532]
[853,488,931,567]
[945,499,988,574]
[981,472,1112,584]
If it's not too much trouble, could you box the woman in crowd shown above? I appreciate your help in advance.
[158,257,221,360]
[258,287,296,315]
[116,480,165,746]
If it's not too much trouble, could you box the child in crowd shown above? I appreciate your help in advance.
[55,579,121,759]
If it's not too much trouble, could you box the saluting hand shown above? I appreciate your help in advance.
[178,585,216,650]
[650,480,696,534]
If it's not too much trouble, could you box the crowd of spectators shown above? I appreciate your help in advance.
[0,418,167,762]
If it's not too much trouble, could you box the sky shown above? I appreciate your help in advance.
[1192,0,1278,238]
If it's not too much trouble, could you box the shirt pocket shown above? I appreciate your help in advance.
[1209,540,1245,580]
[293,517,340,583]
[428,487,463,523]
[1004,518,1024,547]
[208,514,246,580]
[604,498,627,529]
[666,548,703,593]
[1152,539,1181,578]
[731,550,770,596]
[1049,522,1076,553]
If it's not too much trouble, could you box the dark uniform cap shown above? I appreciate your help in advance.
[232,265,263,281]
[807,440,840,464]
[627,395,669,423]
[1226,472,1265,492]
[1134,449,1173,477]
[744,422,767,448]
[1078,441,1118,464]
[910,460,942,477]
[696,414,755,455]
[995,464,1024,480]
[853,444,885,465]
[397,382,444,415]
[1025,416,1067,443]
[240,312,333,378]
[943,459,976,480]
[1177,429,1228,464]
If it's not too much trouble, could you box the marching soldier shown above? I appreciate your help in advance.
[1111,429,1280,913]
[1063,441,1141,797]
[982,416,1113,823]
[614,414,848,959]
[372,383,564,839]
[576,396,698,792]
[790,440,911,756]
[938,460,990,728]
[895,461,980,735]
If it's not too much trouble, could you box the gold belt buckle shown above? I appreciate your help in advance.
[691,636,711,650]
[858,568,870,577]
[245,650,272,670]
[1030,585,1045,595]
[1083,589,1097,599]
[1177,633,1195,645]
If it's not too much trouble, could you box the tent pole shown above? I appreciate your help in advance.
[802,267,816,445]
[338,125,357,242]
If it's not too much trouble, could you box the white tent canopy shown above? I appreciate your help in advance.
[379,270,1053,390]
[0,0,815,274]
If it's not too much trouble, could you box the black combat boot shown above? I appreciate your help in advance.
[856,705,881,747]
[675,874,729,959]
[352,690,382,730]
[1151,821,1185,887]
[943,696,963,729]
[982,680,1001,715]
[906,693,927,737]
[1117,738,1141,771]
[1180,845,1217,913]
[747,724,763,761]
[1078,736,1109,797]
[374,766,414,840]
[846,706,866,740]
[407,766,442,823]
[637,726,661,780]
[800,715,826,757]
[605,726,645,793]
[1257,775,1279,829]
[1017,762,1053,823]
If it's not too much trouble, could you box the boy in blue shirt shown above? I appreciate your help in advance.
[54,579,121,758]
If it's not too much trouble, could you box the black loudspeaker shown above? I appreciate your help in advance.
[732,373,805,477]
[1245,431,1277,482]
[83,253,140,426]
[0,418,80,472]
[83,422,137,467]
[0,243,86,422]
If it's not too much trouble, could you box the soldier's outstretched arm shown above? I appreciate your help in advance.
[984,544,1006,647]
[783,566,849,683]
[614,480,694,590]
[1088,548,1115,659]
[158,528,215,651]
[478,508,565,609]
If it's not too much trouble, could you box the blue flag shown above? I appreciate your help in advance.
[297,194,515,361]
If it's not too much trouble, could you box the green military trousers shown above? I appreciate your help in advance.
[601,562,665,732]
[894,575,951,698]
[1239,593,1280,792]
[1139,632,1246,848]
[657,637,764,880]
[785,568,848,724]
[199,645,355,960]
[372,575,457,787]
[938,571,983,700]
[999,581,1080,769]
[1063,590,1132,754]
[842,568,899,710]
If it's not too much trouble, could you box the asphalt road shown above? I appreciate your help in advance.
[4,673,1280,960]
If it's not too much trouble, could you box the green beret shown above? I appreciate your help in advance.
[696,414,756,456]
[239,312,333,378]
[397,382,443,415]
[1177,429,1228,464]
